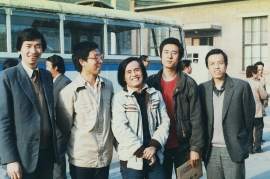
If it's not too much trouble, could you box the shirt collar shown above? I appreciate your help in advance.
[212,76,227,96]
[78,74,104,88]
[53,73,61,83]
[21,60,38,79]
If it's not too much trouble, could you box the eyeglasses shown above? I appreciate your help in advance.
[87,54,104,61]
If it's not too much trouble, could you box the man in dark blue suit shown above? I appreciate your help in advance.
[0,28,60,179]
[46,55,71,179]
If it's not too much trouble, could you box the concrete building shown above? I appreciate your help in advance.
[134,0,270,85]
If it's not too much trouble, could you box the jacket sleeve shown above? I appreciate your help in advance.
[150,91,170,151]
[243,82,256,133]
[188,83,204,152]
[257,83,268,100]
[55,87,75,141]
[111,94,142,155]
[0,72,19,164]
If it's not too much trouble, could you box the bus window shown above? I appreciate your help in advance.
[93,36,102,50]
[64,17,104,54]
[142,25,170,56]
[11,11,60,53]
[0,9,6,52]
[107,21,140,55]
[80,35,88,42]
[170,28,181,40]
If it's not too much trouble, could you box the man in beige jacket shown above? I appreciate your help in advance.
[56,41,114,179]
[246,65,268,154]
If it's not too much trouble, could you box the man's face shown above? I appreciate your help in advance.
[257,65,264,76]
[142,58,149,68]
[80,49,103,75]
[160,44,180,70]
[46,61,58,78]
[186,65,192,74]
[207,54,227,80]
[18,39,43,69]
[124,60,143,91]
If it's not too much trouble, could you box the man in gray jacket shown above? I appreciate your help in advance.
[198,49,255,179]
[46,55,71,179]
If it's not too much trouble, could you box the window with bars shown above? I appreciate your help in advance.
[243,16,267,70]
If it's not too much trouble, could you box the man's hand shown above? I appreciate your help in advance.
[142,146,156,160]
[7,162,22,179]
[148,155,156,166]
[189,151,200,168]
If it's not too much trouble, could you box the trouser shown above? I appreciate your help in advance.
[205,146,245,179]
[162,147,190,179]
[120,157,166,179]
[53,129,67,179]
[249,117,263,149]
[69,164,110,179]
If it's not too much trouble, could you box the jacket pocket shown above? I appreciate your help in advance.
[74,103,96,131]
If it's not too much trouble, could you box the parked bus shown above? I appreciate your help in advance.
[0,0,186,92]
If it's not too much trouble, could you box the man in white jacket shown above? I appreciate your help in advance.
[111,57,170,179]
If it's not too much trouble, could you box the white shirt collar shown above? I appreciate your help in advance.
[53,73,61,83]
[21,60,38,79]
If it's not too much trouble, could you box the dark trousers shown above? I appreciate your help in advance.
[53,129,67,179]
[162,148,190,179]
[249,117,263,149]
[22,147,54,179]
[69,163,109,179]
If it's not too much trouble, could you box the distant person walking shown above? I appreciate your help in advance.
[140,55,150,68]
[254,61,269,142]
[181,60,192,74]
[46,55,71,179]
[246,65,268,153]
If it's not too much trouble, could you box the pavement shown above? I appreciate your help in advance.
[1,109,270,179]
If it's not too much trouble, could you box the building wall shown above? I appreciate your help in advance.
[136,0,270,83]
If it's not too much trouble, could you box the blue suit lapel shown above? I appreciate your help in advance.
[17,63,40,114]
[222,76,234,120]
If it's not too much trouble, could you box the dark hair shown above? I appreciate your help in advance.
[254,61,264,67]
[160,37,184,60]
[2,59,18,70]
[246,65,257,78]
[140,55,148,61]
[16,28,47,53]
[72,41,99,72]
[46,55,66,74]
[181,60,192,71]
[205,49,228,68]
[117,57,147,88]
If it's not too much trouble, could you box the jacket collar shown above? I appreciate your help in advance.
[123,83,156,96]
[153,69,187,93]
[74,74,105,92]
